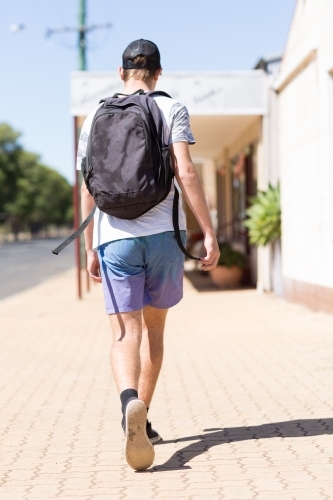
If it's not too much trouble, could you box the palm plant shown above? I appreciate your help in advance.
[244,184,281,246]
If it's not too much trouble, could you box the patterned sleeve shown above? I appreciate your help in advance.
[76,106,100,170]
[76,122,89,170]
[170,103,195,145]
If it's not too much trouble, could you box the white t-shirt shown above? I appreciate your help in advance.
[76,94,195,250]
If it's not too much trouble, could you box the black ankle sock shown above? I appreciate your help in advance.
[120,388,138,413]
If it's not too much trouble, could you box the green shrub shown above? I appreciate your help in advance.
[0,123,73,234]
[244,184,281,246]
[217,242,247,268]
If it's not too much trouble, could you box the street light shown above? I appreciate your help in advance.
[9,24,25,32]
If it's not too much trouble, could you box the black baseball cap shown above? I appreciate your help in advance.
[122,39,161,69]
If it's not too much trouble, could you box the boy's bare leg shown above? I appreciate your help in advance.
[139,306,168,408]
[109,308,156,470]
[109,309,143,392]
[109,306,167,407]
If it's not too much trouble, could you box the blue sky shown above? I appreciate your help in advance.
[1,0,296,183]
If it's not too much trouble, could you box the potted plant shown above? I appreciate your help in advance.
[243,183,281,246]
[243,183,282,295]
[209,242,247,288]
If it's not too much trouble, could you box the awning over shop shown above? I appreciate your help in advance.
[70,71,267,117]
[70,71,266,161]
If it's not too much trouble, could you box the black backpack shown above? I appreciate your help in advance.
[53,90,198,260]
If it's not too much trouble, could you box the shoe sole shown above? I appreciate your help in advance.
[124,399,155,471]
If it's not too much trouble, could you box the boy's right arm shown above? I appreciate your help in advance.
[171,141,220,271]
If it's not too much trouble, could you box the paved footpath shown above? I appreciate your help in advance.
[0,269,333,500]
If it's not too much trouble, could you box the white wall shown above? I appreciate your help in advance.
[277,0,333,289]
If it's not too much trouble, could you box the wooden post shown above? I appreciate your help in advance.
[73,116,82,299]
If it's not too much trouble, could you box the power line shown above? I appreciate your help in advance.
[45,0,112,71]
[45,23,112,37]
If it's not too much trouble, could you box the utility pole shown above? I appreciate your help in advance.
[76,0,86,298]
[47,1,112,298]
[46,0,112,72]
[78,0,87,71]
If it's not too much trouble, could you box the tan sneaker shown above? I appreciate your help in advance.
[124,399,155,471]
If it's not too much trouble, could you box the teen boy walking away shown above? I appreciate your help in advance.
[78,39,220,471]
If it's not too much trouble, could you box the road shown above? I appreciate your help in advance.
[0,238,75,300]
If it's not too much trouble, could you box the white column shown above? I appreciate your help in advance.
[256,115,272,292]
[202,158,218,232]
[201,159,217,209]
[223,149,233,241]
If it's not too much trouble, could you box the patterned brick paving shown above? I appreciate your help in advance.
[0,269,332,499]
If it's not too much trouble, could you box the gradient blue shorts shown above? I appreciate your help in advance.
[97,231,186,314]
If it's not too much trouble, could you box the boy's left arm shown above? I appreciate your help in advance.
[81,182,101,283]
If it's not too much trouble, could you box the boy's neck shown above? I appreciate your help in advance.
[123,79,155,95]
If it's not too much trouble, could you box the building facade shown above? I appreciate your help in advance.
[275,0,333,312]
[71,0,333,312]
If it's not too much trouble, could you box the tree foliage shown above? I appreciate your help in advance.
[244,184,281,247]
[0,123,73,234]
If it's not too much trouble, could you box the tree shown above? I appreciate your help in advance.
[0,123,22,214]
[0,123,73,236]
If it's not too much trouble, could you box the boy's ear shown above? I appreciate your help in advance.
[153,69,162,81]
[119,67,125,81]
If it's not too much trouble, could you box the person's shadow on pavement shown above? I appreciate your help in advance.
[145,418,333,472]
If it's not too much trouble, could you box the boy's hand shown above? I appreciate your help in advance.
[199,234,220,271]
[87,250,102,283]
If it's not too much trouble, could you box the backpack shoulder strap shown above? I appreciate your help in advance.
[99,89,146,103]
[112,89,145,99]
[143,92,172,148]
[52,206,96,255]
[173,187,200,261]
[146,90,172,99]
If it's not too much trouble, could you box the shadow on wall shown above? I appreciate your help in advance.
[138,418,333,472]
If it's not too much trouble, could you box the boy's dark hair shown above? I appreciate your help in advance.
[123,56,159,82]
